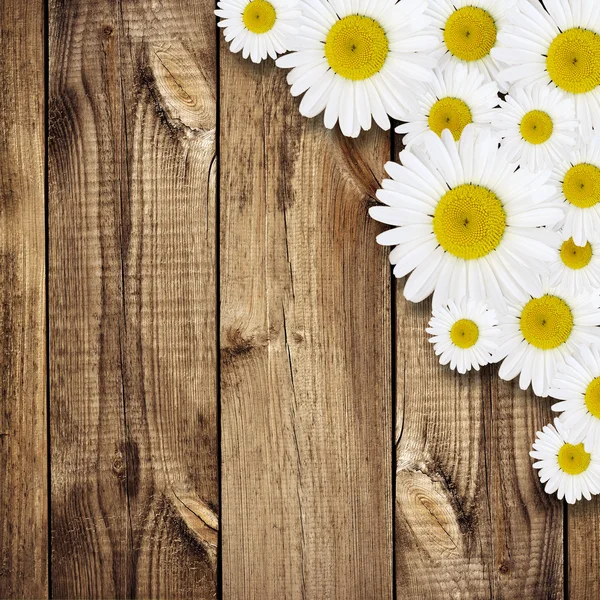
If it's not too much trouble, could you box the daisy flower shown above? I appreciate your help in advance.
[530,418,600,504]
[551,346,600,454]
[549,137,600,246]
[494,285,600,397]
[396,62,499,147]
[426,297,500,374]
[492,0,600,139]
[216,0,300,63]
[275,0,437,137]
[492,84,578,173]
[369,125,563,311]
[549,233,600,296]
[426,0,516,90]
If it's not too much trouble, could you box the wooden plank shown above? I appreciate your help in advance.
[48,0,217,597]
[219,54,393,597]
[0,1,47,597]
[395,297,563,597]
[569,502,600,599]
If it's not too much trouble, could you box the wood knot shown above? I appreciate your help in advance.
[103,25,114,37]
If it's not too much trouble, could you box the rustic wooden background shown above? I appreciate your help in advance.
[0,0,598,598]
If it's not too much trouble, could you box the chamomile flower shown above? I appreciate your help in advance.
[426,0,516,90]
[530,418,600,504]
[426,297,500,374]
[549,233,600,296]
[494,285,600,397]
[396,63,499,147]
[275,0,437,137]
[369,125,563,311]
[493,0,600,140]
[549,137,600,246]
[216,0,300,63]
[551,346,600,455]
[493,84,578,173]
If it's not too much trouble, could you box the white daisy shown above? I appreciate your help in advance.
[275,0,438,137]
[396,62,499,148]
[369,125,563,311]
[216,0,300,63]
[530,418,600,504]
[551,346,600,455]
[493,84,578,173]
[549,137,600,246]
[494,284,600,397]
[549,233,600,296]
[426,297,500,374]
[492,0,600,140]
[427,0,516,90]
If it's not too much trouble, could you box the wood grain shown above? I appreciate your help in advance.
[219,54,393,598]
[0,1,47,598]
[48,0,217,597]
[569,501,600,599]
[394,293,563,598]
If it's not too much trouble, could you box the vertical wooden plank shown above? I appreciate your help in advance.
[569,503,600,599]
[0,1,47,598]
[220,55,393,597]
[49,0,217,597]
[395,298,563,595]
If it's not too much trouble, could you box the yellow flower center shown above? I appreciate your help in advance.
[547,28,600,94]
[585,377,600,418]
[433,184,506,260]
[428,97,473,140]
[242,0,276,34]
[324,15,388,81]
[443,6,497,62]
[519,295,573,350]
[563,163,600,208]
[519,110,554,145]
[450,319,479,348]
[558,443,591,475]
[560,238,593,270]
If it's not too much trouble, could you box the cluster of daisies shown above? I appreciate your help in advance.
[217,0,600,505]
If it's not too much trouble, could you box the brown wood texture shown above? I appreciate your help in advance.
[0,0,47,597]
[569,502,600,599]
[48,0,217,597]
[219,54,393,598]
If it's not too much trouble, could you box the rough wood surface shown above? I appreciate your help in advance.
[0,1,47,598]
[395,293,563,598]
[48,0,217,597]
[219,54,393,599]
[569,501,600,599]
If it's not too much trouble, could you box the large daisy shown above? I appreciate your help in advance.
[549,137,600,246]
[549,233,600,296]
[530,418,600,504]
[426,297,500,374]
[275,0,437,137]
[494,285,600,397]
[492,84,578,173]
[551,346,600,454]
[492,0,600,139]
[426,0,516,89]
[216,0,301,63]
[396,62,499,147]
[369,125,563,310]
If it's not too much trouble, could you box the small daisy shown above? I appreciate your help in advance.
[492,0,600,139]
[551,346,600,454]
[275,0,438,137]
[493,84,578,173]
[396,62,499,147]
[494,285,600,397]
[427,0,516,89]
[369,125,563,311]
[426,297,500,374]
[549,137,600,246]
[530,418,600,504]
[216,0,300,63]
[549,233,600,296]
